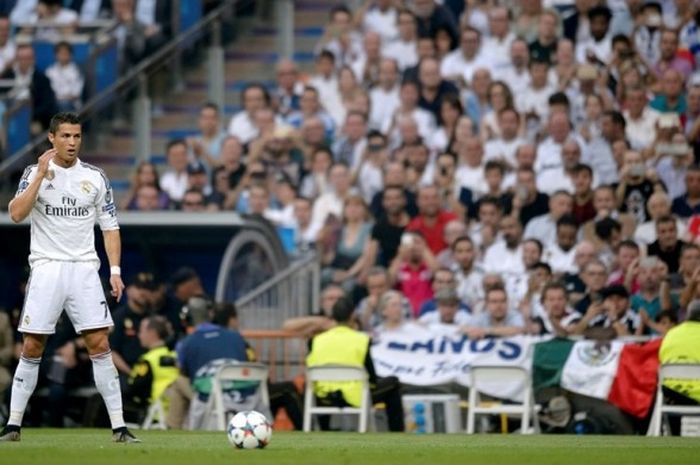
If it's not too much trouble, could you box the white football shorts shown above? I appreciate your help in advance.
[18,261,114,334]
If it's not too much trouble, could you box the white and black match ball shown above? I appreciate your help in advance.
[227,410,273,449]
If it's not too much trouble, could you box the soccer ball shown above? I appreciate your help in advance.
[227,410,272,449]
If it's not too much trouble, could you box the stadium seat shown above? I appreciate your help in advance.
[303,364,372,433]
[466,366,539,434]
[648,363,700,436]
[209,362,271,431]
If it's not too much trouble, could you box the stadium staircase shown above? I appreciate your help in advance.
[81,1,331,200]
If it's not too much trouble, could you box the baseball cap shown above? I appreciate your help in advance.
[434,288,459,305]
[187,161,207,175]
[132,272,158,291]
[600,285,630,300]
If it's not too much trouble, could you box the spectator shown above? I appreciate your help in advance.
[315,5,363,68]
[369,58,400,132]
[306,297,404,432]
[529,282,581,336]
[368,185,411,267]
[510,167,550,227]
[406,185,458,255]
[291,196,321,253]
[27,0,78,41]
[537,139,588,196]
[655,134,693,200]
[563,241,597,302]
[311,162,353,230]
[355,130,388,204]
[483,215,527,299]
[460,286,526,339]
[450,235,484,313]
[543,215,579,275]
[389,232,437,316]
[572,163,596,225]
[320,194,372,294]
[333,111,368,171]
[631,256,675,327]
[272,58,302,117]
[411,0,458,48]
[417,267,469,317]
[498,38,531,97]
[575,284,643,337]
[434,219,466,269]
[581,186,636,250]
[654,27,693,80]
[648,215,687,273]
[112,0,150,69]
[159,139,189,205]
[635,192,686,246]
[122,161,169,211]
[355,267,411,332]
[484,106,523,168]
[0,16,15,75]
[357,0,399,44]
[45,41,83,112]
[287,86,336,140]
[528,9,558,64]
[440,26,487,85]
[623,85,660,151]
[1,44,58,131]
[574,259,609,315]
[651,68,687,114]
[482,6,515,73]
[219,136,247,194]
[351,31,383,87]
[227,83,271,145]
[574,5,613,64]
[469,196,503,253]
[186,161,211,197]
[383,8,419,72]
[186,103,226,168]
[419,288,470,325]
[607,240,641,292]
[250,125,304,186]
[455,136,487,197]
[517,58,555,124]
[417,56,459,122]
[524,190,574,248]
[616,149,665,224]
[180,189,206,213]
[672,164,700,218]
[584,110,626,186]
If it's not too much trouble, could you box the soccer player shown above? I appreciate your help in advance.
[0,113,139,443]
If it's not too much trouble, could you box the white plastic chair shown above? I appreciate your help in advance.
[648,363,700,436]
[210,362,271,431]
[142,398,167,430]
[466,365,539,434]
[303,364,371,433]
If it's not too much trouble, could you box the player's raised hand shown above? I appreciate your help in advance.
[37,149,56,177]
[110,274,125,302]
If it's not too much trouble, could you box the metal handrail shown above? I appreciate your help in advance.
[234,252,320,308]
[0,0,241,179]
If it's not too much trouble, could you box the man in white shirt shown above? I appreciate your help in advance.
[286,86,336,139]
[484,107,525,169]
[227,83,271,145]
[543,215,579,275]
[517,58,556,122]
[456,136,488,197]
[623,86,659,151]
[575,6,614,64]
[159,139,189,204]
[360,0,398,43]
[481,7,515,74]
[1,112,138,443]
[483,215,526,281]
[382,9,418,72]
[333,111,368,172]
[535,109,579,175]
[524,190,574,248]
[496,38,531,97]
[418,288,471,325]
[440,26,489,85]
[45,41,84,111]
[460,286,526,339]
[451,236,485,314]
[537,139,595,195]
[311,162,353,229]
[369,58,400,131]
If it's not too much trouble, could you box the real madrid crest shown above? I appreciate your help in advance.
[80,180,93,195]
[45,170,55,181]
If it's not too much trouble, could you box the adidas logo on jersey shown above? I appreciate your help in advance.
[46,184,55,190]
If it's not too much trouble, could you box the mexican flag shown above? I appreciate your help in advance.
[532,338,662,418]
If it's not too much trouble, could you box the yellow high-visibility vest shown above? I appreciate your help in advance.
[660,321,700,403]
[306,325,369,407]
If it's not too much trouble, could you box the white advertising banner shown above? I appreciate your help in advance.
[370,323,543,402]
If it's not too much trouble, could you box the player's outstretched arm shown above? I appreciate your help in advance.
[103,229,124,302]
[8,149,56,223]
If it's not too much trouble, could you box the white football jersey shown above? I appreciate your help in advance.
[15,158,119,266]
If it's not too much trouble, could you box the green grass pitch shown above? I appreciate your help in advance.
[2,429,699,465]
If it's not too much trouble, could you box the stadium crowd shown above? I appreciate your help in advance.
[3,0,700,433]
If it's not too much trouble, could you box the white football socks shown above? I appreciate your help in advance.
[7,355,41,427]
[90,350,126,430]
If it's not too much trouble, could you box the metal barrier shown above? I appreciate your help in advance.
[241,330,308,383]
[233,253,320,331]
